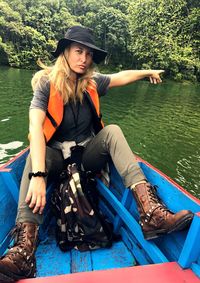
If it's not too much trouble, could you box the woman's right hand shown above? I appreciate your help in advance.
[25,177,46,214]
[149,70,164,84]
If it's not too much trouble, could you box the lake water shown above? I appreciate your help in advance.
[0,66,199,198]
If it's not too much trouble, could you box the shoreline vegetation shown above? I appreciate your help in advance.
[0,0,199,82]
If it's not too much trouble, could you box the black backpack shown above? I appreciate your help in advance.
[51,162,113,252]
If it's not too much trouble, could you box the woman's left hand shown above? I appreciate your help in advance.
[149,70,164,84]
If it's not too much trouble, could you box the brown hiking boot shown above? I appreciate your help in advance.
[0,222,39,282]
[132,183,194,240]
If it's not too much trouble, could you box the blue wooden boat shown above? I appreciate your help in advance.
[0,148,200,283]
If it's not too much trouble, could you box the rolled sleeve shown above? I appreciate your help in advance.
[93,73,111,97]
[30,77,50,112]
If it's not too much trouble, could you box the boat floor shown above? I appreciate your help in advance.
[31,230,200,283]
[35,229,135,278]
[5,223,198,283]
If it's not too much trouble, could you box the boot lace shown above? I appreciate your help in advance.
[145,185,172,222]
[5,223,30,262]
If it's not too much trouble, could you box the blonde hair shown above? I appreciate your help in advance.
[31,48,95,104]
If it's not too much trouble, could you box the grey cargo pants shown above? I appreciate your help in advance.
[16,124,145,224]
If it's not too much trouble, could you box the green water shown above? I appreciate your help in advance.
[0,66,199,198]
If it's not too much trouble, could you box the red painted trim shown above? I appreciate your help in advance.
[136,155,200,205]
[18,262,200,283]
[0,168,11,172]
[0,147,29,170]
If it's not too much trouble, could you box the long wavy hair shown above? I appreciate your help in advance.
[31,47,95,104]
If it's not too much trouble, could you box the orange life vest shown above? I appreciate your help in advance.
[43,80,104,143]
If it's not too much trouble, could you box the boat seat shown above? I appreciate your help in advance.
[18,262,200,283]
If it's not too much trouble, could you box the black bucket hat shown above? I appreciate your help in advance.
[51,26,107,64]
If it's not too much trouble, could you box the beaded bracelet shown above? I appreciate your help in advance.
[28,171,48,180]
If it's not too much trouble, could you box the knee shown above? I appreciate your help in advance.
[103,124,123,137]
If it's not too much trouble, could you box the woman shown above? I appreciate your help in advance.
[0,26,193,282]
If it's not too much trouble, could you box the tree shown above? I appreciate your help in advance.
[0,0,199,81]
[83,6,130,67]
[0,0,76,68]
[128,0,199,81]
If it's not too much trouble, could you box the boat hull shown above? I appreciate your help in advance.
[0,148,200,282]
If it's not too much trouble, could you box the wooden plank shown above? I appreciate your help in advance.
[154,234,182,262]
[113,189,132,233]
[99,196,150,264]
[0,174,17,247]
[91,241,135,271]
[71,249,92,273]
[36,233,71,277]
[198,255,200,265]
[18,262,200,283]
[178,213,200,268]
[1,148,29,190]
[120,227,150,265]
[1,171,19,203]
[36,236,135,277]
[191,263,200,279]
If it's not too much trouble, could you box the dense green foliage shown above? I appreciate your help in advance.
[0,0,199,81]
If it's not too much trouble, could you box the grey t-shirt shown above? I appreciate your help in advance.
[30,73,110,143]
